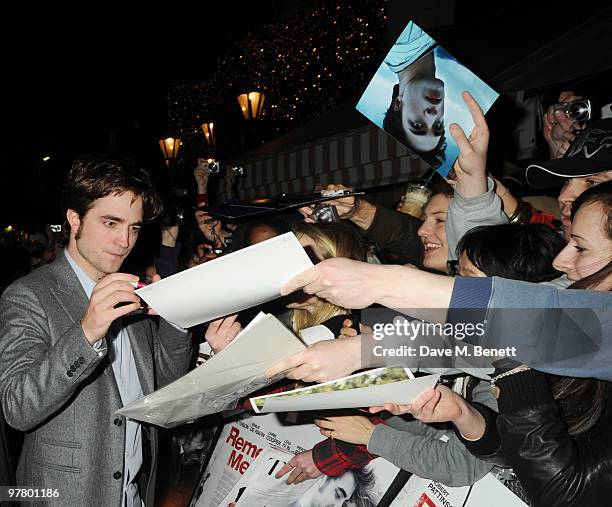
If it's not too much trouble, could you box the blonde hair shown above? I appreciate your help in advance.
[290,222,366,332]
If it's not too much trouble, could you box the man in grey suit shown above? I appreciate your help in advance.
[0,156,193,506]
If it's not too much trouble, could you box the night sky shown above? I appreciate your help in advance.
[1,0,609,227]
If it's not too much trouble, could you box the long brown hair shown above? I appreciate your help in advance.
[549,181,612,436]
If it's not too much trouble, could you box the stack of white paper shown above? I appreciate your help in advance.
[250,367,440,413]
[117,313,306,427]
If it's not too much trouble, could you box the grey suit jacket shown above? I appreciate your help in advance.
[0,254,193,506]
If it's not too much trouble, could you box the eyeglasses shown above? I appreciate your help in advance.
[447,260,459,276]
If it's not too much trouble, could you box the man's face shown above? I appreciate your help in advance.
[313,473,357,507]
[558,170,612,240]
[66,191,143,280]
[399,77,445,152]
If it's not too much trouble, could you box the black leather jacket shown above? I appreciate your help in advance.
[459,369,612,507]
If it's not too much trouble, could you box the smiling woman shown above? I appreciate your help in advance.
[416,181,454,273]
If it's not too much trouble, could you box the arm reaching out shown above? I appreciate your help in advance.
[281,258,453,313]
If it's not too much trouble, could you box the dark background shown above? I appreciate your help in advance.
[1,0,610,226]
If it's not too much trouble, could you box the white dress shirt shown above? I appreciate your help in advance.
[65,250,144,507]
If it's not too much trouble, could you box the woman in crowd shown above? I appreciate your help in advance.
[415,181,454,274]
[286,221,366,335]
[310,222,564,494]
[205,221,366,354]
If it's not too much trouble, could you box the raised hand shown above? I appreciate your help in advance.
[339,318,372,338]
[194,159,209,193]
[205,314,242,353]
[81,273,141,345]
[449,91,490,198]
[543,91,584,159]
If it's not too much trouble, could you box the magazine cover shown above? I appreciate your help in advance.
[190,412,403,507]
[221,447,398,507]
[190,413,323,507]
[356,20,499,177]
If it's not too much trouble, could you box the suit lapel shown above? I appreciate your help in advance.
[48,254,89,326]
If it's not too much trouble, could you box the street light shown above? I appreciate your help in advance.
[158,136,182,167]
[237,91,265,119]
[200,121,215,149]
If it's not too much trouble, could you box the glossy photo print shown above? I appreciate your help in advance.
[356,20,499,177]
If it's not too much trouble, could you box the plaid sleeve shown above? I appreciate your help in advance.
[528,207,556,228]
[312,416,385,476]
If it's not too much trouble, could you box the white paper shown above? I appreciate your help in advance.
[135,232,313,328]
[117,314,306,427]
[298,324,335,346]
[464,473,527,506]
[251,367,440,413]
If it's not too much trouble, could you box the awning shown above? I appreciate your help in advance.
[236,124,428,200]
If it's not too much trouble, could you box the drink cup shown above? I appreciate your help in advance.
[401,183,432,219]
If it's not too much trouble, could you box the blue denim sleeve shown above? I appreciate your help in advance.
[449,277,493,309]
[484,278,612,381]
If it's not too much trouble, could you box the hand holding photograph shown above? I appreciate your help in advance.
[356,20,499,177]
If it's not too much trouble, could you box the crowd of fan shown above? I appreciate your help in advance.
[1,89,611,506]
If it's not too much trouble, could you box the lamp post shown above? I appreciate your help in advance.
[158,136,182,168]
[200,121,215,150]
[237,91,265,120]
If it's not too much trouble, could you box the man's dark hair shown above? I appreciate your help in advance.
[62,155,163,222]
[383,83,447,168]
[456,223,565,282]
[348,466,377,507]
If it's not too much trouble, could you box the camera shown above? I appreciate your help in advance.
[551,98,592,122]
[311,204,340,223]
[230,166,244,176]
[207,160,220,174]
[213,236,233,255]
[161,206,186,228]
[49,225,62,233]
